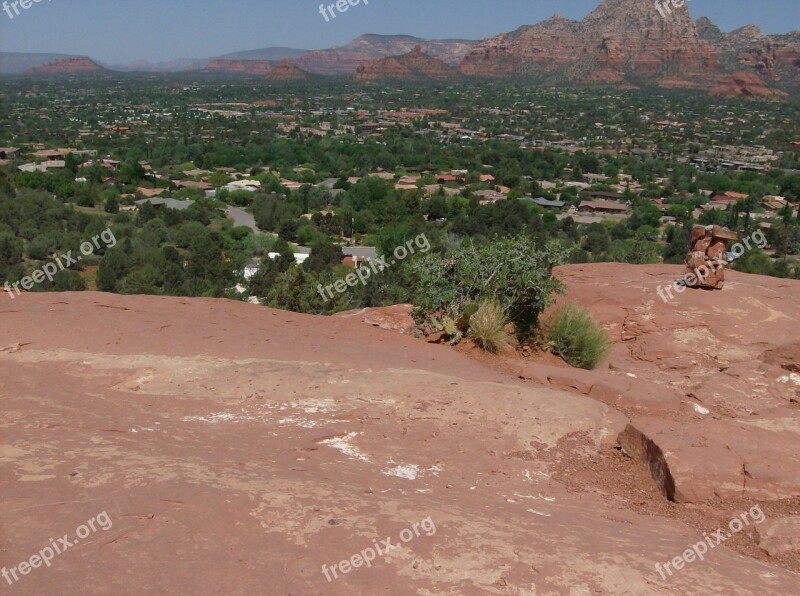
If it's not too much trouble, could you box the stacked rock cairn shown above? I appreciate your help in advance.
[684,225,737,289]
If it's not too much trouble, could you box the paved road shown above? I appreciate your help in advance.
[225,206,263,235]
[342,246,378,259]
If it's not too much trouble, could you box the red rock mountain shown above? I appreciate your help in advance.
[24,56,105,75]
[460,0,718,88]
[354,46,459,82]
[290,34,477,76]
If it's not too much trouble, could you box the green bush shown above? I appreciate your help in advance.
[545,303,612,370]
[731,250,774,276]
[409,237,567,333]
[469,301,515,353]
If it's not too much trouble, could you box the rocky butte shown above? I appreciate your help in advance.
[267,60,310,82]
[710,71,790,99]
[1,262,798,592]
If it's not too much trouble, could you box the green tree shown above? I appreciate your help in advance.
[271,238,296,272]
[105,196,120,214]
[249,258,280,297]
[96,248,131,292]
[305,239,344,273]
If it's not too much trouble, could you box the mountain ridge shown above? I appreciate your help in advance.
[2,1,798,95]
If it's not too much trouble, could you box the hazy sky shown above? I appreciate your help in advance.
[0,0,798,64]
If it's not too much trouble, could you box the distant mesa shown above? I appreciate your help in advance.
[0,52,80,74]
[354,47,460,82]
[205,59,275,76]
[289,34,478,76]
[24,56,105,75]
[202,58,310,81]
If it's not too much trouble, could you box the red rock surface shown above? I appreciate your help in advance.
[619,415,800,502]
[335,304,417,335]
[3,288,798,592]
[756,516,800,556]
[24,57,105,75]
[516,263,800,508]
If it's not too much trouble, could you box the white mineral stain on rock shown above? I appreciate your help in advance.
[320,432,370,462]
[382,464,420,480]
